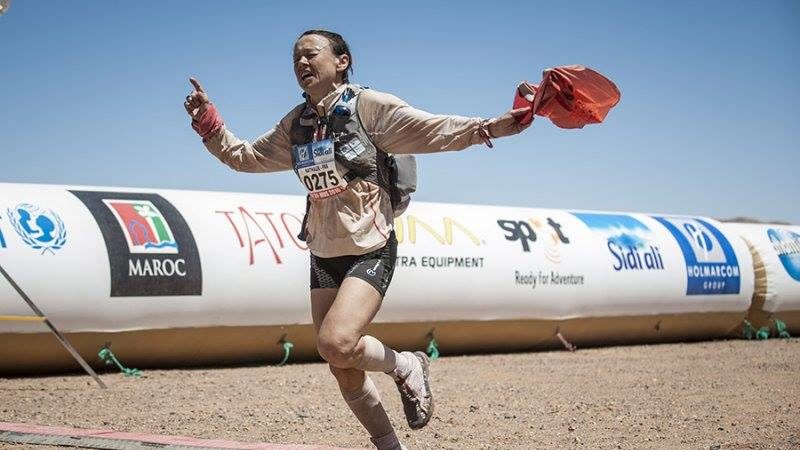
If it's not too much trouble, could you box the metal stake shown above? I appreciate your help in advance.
[0,263,106,388]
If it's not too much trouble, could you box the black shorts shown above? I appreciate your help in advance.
[310,232,397,297]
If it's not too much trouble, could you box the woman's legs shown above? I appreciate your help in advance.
[311,285,402,450]
[314,275,433,432]
[316,276,396,371]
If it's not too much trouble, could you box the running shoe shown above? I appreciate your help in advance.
[394,351,434,430]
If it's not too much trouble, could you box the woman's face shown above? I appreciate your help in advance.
[293,34,349,100]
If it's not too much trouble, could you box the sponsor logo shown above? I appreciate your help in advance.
[103,200,178,254]
[653,216,740,295]
[394,215,484,269]
[767,228,800,282]
[70,191,202,297]
[366,260,381,277]
[572,213,665,271]
[394,255,485,269]
[394,215,481,246]
[216,207,307,266]
[6,203,67,254]
[497,217,570,263]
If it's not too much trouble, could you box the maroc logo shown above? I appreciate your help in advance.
[497,217,570,263]
[572,213,665,271]
[103,200,178,254]
[394,215,481,246]
[70,191,202,297]
[653,216,740,295]
[767,228,800,282]
[6,203,67,255]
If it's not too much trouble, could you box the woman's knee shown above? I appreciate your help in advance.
[316,328,361,367]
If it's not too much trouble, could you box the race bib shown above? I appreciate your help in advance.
[292,139,348,199]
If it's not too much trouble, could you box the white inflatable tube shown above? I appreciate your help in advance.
[725,223,800,332]
[0,183,755,373]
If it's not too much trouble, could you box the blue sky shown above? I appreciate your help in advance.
[1,1,798,223]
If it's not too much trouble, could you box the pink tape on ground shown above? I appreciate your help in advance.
[0,422,369,450]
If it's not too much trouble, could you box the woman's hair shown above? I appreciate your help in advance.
[298,29,353,83]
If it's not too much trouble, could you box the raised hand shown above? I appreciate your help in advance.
[487,107,533,138]
[184,77,210,119]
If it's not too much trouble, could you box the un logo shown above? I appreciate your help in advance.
[6,203,68,255]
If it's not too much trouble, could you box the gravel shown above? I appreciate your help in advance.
[1,339,798,450]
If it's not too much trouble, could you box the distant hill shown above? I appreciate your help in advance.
[718,216,793,225]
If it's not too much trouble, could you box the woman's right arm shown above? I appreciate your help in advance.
[185,78,294,173]
[201,121,294,173]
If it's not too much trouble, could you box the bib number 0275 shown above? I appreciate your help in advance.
[302,170,340,191]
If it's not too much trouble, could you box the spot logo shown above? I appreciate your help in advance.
[767,228,800,282]
[496,217,570,263]
[71,191,202,297]
[6,203,68,255]
[572,213,665,271]
[653,217,740,295]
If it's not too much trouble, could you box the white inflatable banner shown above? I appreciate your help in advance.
[0,183,754,334]
[726,223,800,314]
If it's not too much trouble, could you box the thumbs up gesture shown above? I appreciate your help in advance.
[184,77,210,119]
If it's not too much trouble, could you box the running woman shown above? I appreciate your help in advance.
[185,29,531,450]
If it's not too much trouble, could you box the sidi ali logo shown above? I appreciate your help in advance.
[572,213,665,271]
[6,203,68,255]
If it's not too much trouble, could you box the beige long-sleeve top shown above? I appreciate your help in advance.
[203,84,487,257]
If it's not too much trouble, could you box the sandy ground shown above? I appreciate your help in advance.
[0,339,798,450]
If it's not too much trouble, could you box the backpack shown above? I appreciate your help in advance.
[385,154,416,217]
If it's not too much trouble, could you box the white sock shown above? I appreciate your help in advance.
[390,350,413,380]
[341,375,396,442]
[355,335,397,373]
[390,352,426,398]
[370,430,406,450]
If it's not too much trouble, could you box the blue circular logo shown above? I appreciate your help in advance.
[683,222,713,253]
[6,203,68,255]
[767,228,800,282]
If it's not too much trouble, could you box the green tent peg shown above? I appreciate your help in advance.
[773,319,791,339]
[97,346,142,378]
[742,320,756,340]
[426,329,440,361]
[276,334,294,366]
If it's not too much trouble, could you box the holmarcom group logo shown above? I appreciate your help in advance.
[653,217,740,295]
[767,228,800,282]
[6,203,67,255]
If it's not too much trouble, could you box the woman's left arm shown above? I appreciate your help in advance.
[358,89,531,154]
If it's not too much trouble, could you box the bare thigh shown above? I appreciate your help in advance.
[310,288,338,334]
[320,276,383,340]
[311,279,384,384]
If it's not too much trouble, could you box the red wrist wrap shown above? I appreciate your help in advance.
[191,103,224,140]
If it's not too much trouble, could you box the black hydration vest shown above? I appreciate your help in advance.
[291,85,415,241]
